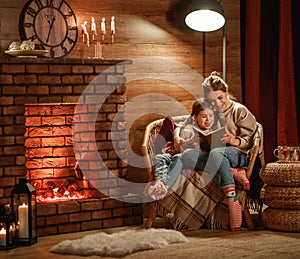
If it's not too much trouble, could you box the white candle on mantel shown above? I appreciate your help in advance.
[0,227,6,246]
[111,16,115,34]
[110,16,116,43]
[91,17,96,32]
[101,17,106,41]
[18,203,29,239]
[101,18,106,34]
[91,17,97,40]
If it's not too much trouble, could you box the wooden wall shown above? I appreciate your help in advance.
[0,0,241,182]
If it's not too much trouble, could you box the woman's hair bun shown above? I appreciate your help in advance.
[210,71,221,77]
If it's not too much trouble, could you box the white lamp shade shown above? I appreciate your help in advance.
[185,0,226,32]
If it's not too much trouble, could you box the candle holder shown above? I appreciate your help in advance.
[11,178,37,246]
[0,205,18,250]
[94,41,102,59]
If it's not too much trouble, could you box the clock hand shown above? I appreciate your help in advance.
[45,14,51,25]
[46,17,56,43]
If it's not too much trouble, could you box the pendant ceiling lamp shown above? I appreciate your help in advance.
[185,0,226,32]
[185,0,227,80]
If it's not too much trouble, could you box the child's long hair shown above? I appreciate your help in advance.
[191,98,213,116]
[185,98,214,125]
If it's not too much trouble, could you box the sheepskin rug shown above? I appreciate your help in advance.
[49,228,188,257]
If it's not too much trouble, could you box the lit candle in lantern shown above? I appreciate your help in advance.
[18,203,29,238]
[0,227,6,246]
[111,16,115,43]
[9,225,14,242]
[101,17,106,40]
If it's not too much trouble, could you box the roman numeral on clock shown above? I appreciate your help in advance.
[26,7,37,17]
[24,23,33,28]
[34,0,43,9]
[67,37,75,44]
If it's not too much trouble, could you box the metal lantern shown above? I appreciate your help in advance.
[0,205,18,250]
[11,178,37,246]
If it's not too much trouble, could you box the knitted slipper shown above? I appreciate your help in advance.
[231,168,250,190]
[224,188,242,232]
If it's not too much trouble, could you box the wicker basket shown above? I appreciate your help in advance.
[260,162,300,186]
[261,185,300,209]
[262,207,300,232]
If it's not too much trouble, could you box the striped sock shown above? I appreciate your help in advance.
[224,188,242,232]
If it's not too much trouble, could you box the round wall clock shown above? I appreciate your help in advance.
[19,0,78,58]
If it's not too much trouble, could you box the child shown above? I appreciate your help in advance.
[149,98,215,200]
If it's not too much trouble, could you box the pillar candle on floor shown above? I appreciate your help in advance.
[18,203,29,238]
[0,227,6,246]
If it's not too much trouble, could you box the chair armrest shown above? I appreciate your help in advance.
[140,115,189,183]
[246,145,259,179]
[246,122,264,179]
[140,118,164,182]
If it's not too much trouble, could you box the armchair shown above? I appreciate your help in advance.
[141,115,264,230]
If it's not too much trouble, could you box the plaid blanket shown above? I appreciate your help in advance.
[155,169,247,230]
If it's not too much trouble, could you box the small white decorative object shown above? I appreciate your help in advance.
[5,40,48,58]
[81,21,90,47]
[20,40,35,50]
[8,42,21,51]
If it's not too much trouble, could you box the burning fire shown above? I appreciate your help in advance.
[34,177,87,203]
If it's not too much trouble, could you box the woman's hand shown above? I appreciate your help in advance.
[221,133,241,147]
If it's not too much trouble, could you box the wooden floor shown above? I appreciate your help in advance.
[0,218,172,259]
[1,216,299,259]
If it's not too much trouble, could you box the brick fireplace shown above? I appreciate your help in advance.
[0,58,143,237]
[24,103,101,202]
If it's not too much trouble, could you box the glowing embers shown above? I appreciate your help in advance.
[34,177,88,203]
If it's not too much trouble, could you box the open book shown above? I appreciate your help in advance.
[191,126,227,149]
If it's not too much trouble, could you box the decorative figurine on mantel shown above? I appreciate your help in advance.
[101,18,106,41]
[111,16,115,43]
[81,21,90,47]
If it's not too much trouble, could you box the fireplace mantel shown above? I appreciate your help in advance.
[0,57,130,65]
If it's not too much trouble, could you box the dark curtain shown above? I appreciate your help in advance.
[241,0,300,163]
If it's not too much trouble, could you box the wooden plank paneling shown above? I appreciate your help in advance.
[0,0,241,183]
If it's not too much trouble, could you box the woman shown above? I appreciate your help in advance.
[182,71,257,232]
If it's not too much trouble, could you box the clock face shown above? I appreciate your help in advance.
[19,0,78,58]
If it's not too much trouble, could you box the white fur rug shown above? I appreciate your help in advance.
[49,228,188,257]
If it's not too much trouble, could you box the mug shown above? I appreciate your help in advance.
[273,146,300,162]
[273,146,289,161]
